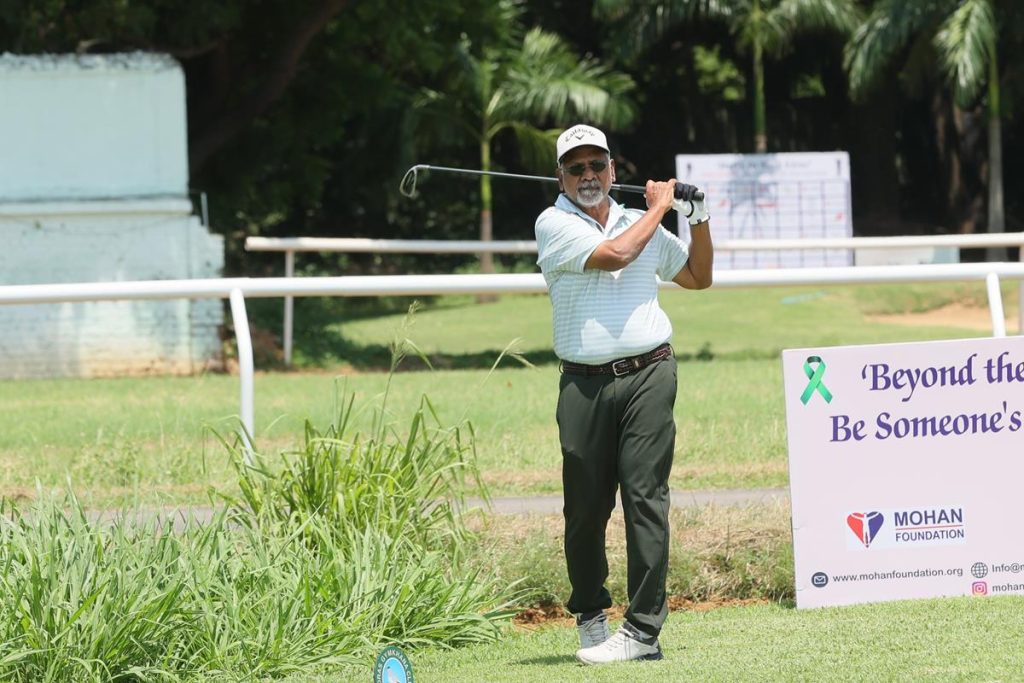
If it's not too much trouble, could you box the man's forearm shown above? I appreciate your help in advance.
[586,208,668,271]
[609,208,668,262]
[686,222,713,287]
[584,180,677,272]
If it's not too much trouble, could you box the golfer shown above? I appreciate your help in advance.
[535,124,712,665]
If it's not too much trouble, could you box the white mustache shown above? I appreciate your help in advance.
[575,182,605,207]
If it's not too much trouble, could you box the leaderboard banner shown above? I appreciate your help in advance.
[674,151,852,270]
[782,336,1024,608]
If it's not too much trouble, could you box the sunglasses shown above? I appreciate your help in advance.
[562,160,608,176]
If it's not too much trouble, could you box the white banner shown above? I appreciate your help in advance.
[675,152,852,269]
[782,336,1024,608]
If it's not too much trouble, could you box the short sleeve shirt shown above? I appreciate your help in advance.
[535,193,690,364]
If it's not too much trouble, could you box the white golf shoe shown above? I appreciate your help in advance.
[576,625,663,665]
[576,611,610,648]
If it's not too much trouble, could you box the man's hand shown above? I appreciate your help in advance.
[645,179,678,216]
[673,185,710,226]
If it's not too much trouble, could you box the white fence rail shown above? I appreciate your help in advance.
[245,232,1024,253]
[246,233,1024,364]
[3,263,1024,443]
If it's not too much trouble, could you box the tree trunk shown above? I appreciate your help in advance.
[189,0,349,172]
[848,82,900,234]
[479,139,495,275]
[985,37,1006,261]
[752,0,767,153]
[478,138,496,303]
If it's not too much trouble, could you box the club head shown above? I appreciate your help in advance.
[399,165,432,198]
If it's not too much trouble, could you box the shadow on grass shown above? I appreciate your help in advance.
[293,338,561,372]
[287,338,725,373]
[514,655,578,666]
[244,294,774,372]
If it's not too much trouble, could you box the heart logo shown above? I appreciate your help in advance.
[847,511,884,547]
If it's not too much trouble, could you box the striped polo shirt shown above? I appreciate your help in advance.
[535,193,690,364]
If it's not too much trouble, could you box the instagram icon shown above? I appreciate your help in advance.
[972,581,988,596]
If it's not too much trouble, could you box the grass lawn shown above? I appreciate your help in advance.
[288,596,1024,682]
[0,363,769,503]
[1,282,1021,679]
[1,283,1016,506]
[282,281,1019,367]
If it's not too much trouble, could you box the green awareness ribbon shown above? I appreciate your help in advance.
[800,355,833,405]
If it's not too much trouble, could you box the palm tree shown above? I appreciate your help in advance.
[417,2,636,274]
[596,0,860,152]
[845,0,1006,259]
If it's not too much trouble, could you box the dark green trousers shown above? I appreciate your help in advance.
[556,357,677,639]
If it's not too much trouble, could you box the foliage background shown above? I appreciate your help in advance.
[2,0,1022,276]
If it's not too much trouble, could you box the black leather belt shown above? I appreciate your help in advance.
[560,344,673,377]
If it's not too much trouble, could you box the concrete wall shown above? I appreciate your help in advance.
[0,199,224,378]
[0,53,224,378]
[0,52,188,201]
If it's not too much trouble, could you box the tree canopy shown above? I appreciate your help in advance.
[2,0,1022,271]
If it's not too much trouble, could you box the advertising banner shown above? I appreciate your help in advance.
[782,336,1024,608]
[675,152,852,269]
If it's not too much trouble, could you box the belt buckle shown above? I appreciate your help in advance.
[611,358,634,377]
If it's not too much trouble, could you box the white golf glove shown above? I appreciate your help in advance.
[672,184,710,226]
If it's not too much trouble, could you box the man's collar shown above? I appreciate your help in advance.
[555,193,624,228]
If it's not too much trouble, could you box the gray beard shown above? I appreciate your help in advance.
[575,183,606,208]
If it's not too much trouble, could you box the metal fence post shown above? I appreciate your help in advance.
[229,288,255,463]
[986,272,1007,338]
[1018,248,1024,335]
[284,250,295,366]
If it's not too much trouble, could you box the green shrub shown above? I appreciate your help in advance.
[0,378,517,680]
[465,504,796,616]
[0,493,199,680]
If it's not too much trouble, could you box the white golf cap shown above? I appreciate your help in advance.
[556,124,609,162]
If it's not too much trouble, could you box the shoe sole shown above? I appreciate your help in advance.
[576,651,664,665]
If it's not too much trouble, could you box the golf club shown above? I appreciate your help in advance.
[400,164,704,202]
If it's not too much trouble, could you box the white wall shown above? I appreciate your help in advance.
[0,200,223,378]
[0,54,224,378]
[0,53,188,201]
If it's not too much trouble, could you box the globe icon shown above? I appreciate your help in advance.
[971,562,988,579]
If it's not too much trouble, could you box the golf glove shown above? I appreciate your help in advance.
[673,184,710,226]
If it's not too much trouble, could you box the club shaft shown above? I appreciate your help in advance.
[412,165,701,199]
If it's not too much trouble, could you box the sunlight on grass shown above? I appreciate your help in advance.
[0,282,1014,506]
[288,596,1024,682]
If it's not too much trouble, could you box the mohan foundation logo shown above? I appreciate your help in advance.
[847,511,884,547]
[847,506,966,551]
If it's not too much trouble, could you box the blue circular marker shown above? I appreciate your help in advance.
[374,646,414,683]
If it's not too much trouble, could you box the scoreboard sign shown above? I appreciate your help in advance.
[782,336,1024,608]
[674,151,852,269]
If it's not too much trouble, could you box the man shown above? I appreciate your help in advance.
[534,124,712,665]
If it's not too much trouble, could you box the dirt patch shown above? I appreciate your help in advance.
[513,597,770,628]
[867,302,1018,332]
[667,596,769,612]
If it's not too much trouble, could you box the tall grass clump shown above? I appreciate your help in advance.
[212,306,518,656]
[0,308,519,679]
[0,492,200,680]
[207,388,518,670]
